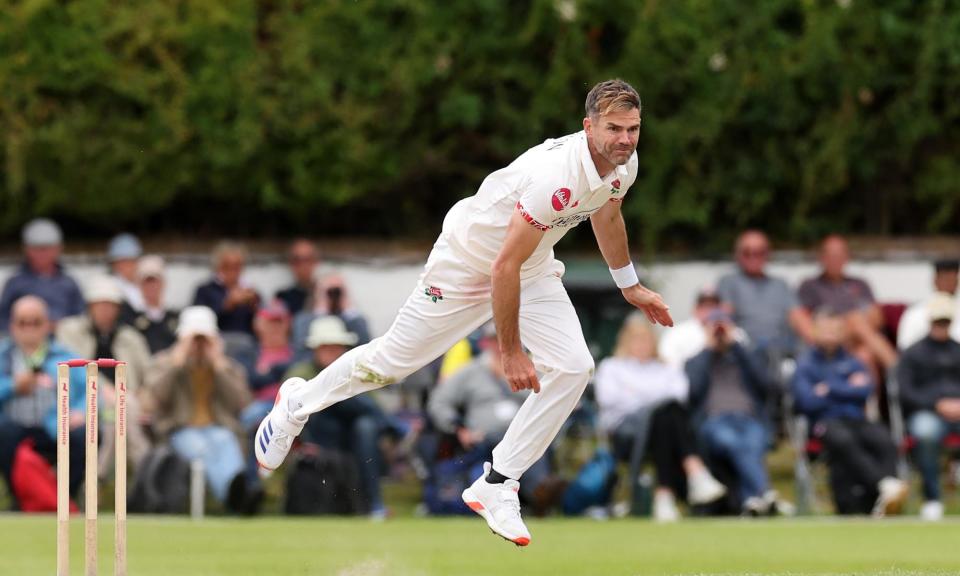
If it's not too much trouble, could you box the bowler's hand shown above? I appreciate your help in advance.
[501,350,540,393]
[622,284,673,327]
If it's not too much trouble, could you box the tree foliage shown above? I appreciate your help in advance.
[1,0,958,249]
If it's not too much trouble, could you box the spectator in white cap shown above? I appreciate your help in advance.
[0,218,85,328]
[283,316,391,518]
[897,259,960,350]
[125,255,179,354]
[897,292,960,521]
[145,306,259,514]
[57,276,153,474]
[107,233,145,313]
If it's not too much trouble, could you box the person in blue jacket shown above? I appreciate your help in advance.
[793,310,907,516]
[0,296,86,508]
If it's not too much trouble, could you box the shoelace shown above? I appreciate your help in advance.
[498,487,521,514]
[273,433,290,451]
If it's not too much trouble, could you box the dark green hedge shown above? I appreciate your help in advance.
[2,0,958,250]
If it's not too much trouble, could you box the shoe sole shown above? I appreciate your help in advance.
[689,486,727,506]
[461,487,530,547]
[254,380,298,473]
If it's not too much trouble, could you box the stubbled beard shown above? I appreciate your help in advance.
[604,146,634,166]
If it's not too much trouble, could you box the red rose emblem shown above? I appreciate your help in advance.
[612,179,621,190]
[551,188,572,211]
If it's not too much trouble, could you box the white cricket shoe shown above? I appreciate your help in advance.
[872,477,909,518]
[254,377,308,475]
[920,500,944,522]
[462,462,532,547]
[687,469,727,505]
[653,490,680,523]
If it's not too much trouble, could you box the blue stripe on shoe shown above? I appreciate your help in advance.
[267,420,274,436]
[259,434,267,453]
[262,427,271,444]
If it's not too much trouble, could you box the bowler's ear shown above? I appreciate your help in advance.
[582,116,591,133]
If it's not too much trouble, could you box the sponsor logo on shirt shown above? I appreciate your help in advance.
[425,286,444,303]
[552,211,594,228]
[551,188,572,211]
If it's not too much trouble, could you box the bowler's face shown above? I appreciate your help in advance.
[586,108,640,167]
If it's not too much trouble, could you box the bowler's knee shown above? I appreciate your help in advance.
[555,347,595,378]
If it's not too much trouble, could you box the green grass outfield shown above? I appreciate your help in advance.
[2,515,959,576]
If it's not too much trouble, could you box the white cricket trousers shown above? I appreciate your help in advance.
[289,236,595,480]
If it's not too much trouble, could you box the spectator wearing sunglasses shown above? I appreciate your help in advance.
[716,230,814,360]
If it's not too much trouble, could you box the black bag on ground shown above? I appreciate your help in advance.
[284,443,365,515]
[127,445,191,514]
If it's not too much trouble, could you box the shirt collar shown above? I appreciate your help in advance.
[578,132,629,191]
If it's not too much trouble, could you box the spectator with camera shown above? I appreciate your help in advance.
[897,292,960,521]
[291,274,371,361]
[793,310,908,516]
[145,306,259,514]
[686,310,790,515]
[659,287,748,371]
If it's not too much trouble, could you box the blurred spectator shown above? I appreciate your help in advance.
[686,311,789,515]
[797,235,898,375]
[793,311,908,516]
[292,274,371,359]
[243,300,294,404]
[239,300,295,488]
[438,338,476,381]
[0,296,86,507]
[0,218,85,328]
[716,230,814,359]
[275,239,320,316]
[897,292,960,521]
[897,259,960,350]
[286,316,390,518]
[125,256,179,354]
[146,306,258,514]
[595,315,726,521]
[659,287,748,371]
[428,323,566,516]
[107,233,145,313]
[193,241,260,335]
[57,276,152,474]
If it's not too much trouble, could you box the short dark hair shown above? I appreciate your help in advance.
[934,259,960,274]
[585,79,641,119]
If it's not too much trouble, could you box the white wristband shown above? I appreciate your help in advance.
[610,262,639,289]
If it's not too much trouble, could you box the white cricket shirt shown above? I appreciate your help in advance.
[442,130,639,279]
